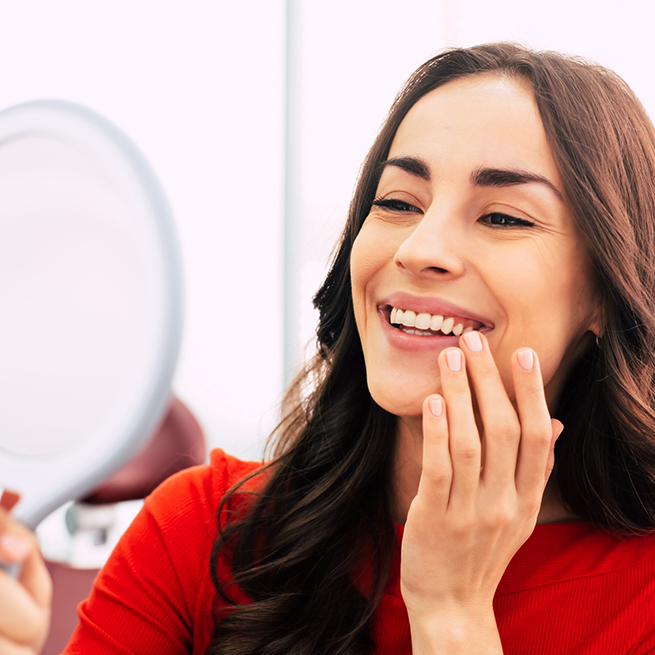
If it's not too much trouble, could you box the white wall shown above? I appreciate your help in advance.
[4,0,655,460]
[0,1,286,460]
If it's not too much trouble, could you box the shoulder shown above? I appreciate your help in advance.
[65,449,264,653]
[496,523,655,654]
[136,447,264,590]
[143,448,264,542]
[500,522,655,594]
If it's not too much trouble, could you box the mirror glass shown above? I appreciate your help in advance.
[0,101,183,528]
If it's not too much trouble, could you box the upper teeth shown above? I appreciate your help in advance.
[390,307,473,337]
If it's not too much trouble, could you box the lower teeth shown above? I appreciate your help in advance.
[401,327,444,336]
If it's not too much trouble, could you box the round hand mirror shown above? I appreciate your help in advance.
[0,100,183,529]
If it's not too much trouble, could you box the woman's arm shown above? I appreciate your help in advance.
[401,331,561,654]
[0,507,52,654]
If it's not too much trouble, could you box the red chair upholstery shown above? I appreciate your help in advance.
[83,396,206,504]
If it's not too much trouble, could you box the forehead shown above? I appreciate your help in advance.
[389,74,562,189]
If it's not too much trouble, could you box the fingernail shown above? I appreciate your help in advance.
[517,349,534,371]
[446,349,462,372]
[429,397,443,416]
[0,533,31,560]
[462,330,482,352]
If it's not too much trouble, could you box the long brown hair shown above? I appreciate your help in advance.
[207,43,655,655]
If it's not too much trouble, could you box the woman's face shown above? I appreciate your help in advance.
[350,74,600,418]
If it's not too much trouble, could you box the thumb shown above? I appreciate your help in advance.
[544,419,564,483]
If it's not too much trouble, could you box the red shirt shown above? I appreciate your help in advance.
[64,449,655,654]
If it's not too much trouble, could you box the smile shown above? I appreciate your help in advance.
[389,306,483,337]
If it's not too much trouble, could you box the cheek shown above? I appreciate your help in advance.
[349,235,372,334]
[491,245,596,397]
[350,224,396,330]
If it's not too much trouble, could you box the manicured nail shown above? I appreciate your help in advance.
[517,349,534,371]
[429,397,443,416]
[462,330,482,353]
[0,533,30,560]
[446,349,462,372]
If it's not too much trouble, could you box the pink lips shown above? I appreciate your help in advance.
[377,292,494,353]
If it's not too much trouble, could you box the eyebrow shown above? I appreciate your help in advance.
[377,156,563,201]
[472,166,564,201]
[377,157,431,181]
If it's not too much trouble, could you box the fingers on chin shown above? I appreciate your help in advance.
[511,348,546,406]
[422,395,449,458]
[420,395,452,498]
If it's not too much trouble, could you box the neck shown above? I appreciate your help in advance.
[391,415,578,526]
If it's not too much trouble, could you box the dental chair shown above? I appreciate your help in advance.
[40,396,206,655]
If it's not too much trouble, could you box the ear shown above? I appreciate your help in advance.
[587,302,604,340]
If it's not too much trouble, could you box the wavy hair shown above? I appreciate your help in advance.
[207,43,655,655]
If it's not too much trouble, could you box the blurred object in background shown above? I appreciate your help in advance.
[38,396,206,655]
[83,396,206,505]
[0,99,183,529]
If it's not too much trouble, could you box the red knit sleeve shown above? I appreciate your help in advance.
[62,449,261,655]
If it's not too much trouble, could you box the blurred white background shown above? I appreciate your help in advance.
[4,0,655,459]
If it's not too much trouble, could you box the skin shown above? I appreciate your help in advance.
[0,74,601,653]
[350,74,600,653]
[0,507,51,654]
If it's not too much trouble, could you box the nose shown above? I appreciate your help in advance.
[394,207,465,280]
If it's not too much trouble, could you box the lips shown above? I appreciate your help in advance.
[372,293,494,352]
[379,292,494,332]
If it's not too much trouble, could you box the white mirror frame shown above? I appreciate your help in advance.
[0,100,183,529]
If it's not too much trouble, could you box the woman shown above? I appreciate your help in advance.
[3,42,655,654]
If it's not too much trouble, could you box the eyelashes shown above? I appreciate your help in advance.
[479,212,534,228]
[371,198,535,228]
[371,197,423,213]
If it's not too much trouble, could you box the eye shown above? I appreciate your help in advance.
[479,212,534,228]
[371,197,423,214]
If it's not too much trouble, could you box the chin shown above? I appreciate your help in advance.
[366,375,434,418]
